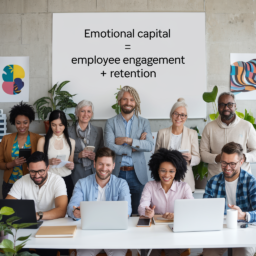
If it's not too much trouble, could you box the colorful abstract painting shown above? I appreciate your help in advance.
[2,65,25,95]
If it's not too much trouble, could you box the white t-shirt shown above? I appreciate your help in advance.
[97,185,106,201]
[225,178,238,206]
[8,172,67,212]
[169,133,182,150]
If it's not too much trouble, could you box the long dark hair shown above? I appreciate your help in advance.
[44,110,72,160]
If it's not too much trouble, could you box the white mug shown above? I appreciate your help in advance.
[226,209,238,229]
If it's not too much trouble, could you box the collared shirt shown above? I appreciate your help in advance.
[203,169,256,223]
[8,172,67,212]
[67,173,132,219]
[121,114,134,167]
[138,180,194,216]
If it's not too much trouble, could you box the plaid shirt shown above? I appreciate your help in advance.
[203,169,256,223]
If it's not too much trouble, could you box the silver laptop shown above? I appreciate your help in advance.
[80,201,128,230]
[170,198,225,232]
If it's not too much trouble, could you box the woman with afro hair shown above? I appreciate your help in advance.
[0,102,42,198]
[138,148,193,256]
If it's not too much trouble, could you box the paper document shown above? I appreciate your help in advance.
[51,160,71,168]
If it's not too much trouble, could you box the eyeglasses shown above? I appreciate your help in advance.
[172,112,187,119]
[29,169,46,175]
[220,161,240,168]
[218,102,236,109]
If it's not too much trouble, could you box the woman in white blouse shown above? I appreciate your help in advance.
[37,110,75,201]
[155,98,200,191]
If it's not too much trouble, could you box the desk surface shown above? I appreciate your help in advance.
[13,217,256,249]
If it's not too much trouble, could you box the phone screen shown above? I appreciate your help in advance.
[137,218,150,226]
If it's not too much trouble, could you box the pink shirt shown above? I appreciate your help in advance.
[138,180,194,216]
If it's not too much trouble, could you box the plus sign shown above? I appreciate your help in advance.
[101,71,107,77]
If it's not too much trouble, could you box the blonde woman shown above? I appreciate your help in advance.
[155,98,200,191]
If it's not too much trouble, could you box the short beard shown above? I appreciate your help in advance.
[121,105,135,114]
[96,171,111,181]
[223,169,238,179]
[31,173,48,186]
[220,111,235,121]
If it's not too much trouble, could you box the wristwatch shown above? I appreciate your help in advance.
[37,211,43,220]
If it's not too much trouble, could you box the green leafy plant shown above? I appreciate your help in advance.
[0,206,38,256]
[111,86,122,114]
[33,81,77,123]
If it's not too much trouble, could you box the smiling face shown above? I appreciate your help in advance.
[15,115,30,135]
[218,95,236,121]
[50,118,65,136]
[158,161,176,186]
[28,161,49,186]
[171,106,187,128]
[94,156,115,181]
[119,91,136,115]
[78,106,93,124]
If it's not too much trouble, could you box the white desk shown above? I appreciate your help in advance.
[14,217,256,253]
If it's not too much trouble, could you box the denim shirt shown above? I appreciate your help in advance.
[67,173,132,220]
[121,114,134,167]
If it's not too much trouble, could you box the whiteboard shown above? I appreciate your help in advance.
[52,13,206,119]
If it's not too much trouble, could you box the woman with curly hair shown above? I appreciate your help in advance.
[0,102,42,198]
[138,148,193,256]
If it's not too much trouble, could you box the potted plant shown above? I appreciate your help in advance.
[33,81,77,132]
[0,206,38,256]
[111,86,122,114]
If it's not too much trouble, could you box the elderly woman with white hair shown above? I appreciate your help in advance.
[155,98,200,191]
[68,100,104,185]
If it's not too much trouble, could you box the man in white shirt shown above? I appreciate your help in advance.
[200,92,256,179]
[6,151,68,220]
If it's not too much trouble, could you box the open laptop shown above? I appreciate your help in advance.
[170,198,225,232]
[0,199,43,229]
[80,201,128,230]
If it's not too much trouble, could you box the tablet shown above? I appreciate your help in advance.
[19,149,31,161]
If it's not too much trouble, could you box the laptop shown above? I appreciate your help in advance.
[0,199,43,229]
[170,198,225,232]
[80,201,128,230]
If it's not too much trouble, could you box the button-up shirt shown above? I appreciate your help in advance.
[138,180,193,216]
[67,173,132,219]
[8,172,67,212]
[121,114,134,167]
[203,169,256,223]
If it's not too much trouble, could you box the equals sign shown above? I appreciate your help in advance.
[125,45,131,50]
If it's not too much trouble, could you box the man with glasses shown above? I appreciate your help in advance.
[200,92,256,178]
[203,142,256,256]
[6,151,68,221]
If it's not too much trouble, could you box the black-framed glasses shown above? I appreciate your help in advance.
[172,112,187,119]
[220,161,240,168]
[29,169,46,175]
[218,102,236,109]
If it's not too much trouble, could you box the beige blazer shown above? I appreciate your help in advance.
[155,126,200,191]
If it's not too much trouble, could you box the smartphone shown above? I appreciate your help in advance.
[137,218,151,227]
[179,149,189,153]
[240,224,248,228]
[84,146,95,152]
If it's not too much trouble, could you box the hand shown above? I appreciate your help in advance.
[140,132,147,140]
[65,162,74,170]
[215,154,221,163]
[132,149,137,152]
[73,206,81,218]
[36,212,40,221]
[87,152,95,161]
[162,212,174,220]
[78,150,91,159]
[115,137,127,145]
[228,204,246,220]
[12,157,26,167]
[49,158,61,166]
[145,205,155,218]
[182,153,192,162]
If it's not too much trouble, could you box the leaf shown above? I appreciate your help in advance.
[12,223,38,229]
[0,207,14,216]
[209,113,217,121]
[68,113,76,125]
[33,97,51,107]
[203,85,218,103]
[15,241,27,253]
[56,81,70,93]
[18,252,39,256]
[236,111,244,119]
[0,239,14,250]
[253,124,256,130]
[4,230,13,236]
[17,234,31,241]
[192,161,208,180]
[55,91,75,97]
[48,83,58,94]
[6,216,21,225]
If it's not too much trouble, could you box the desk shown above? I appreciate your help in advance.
[14,217,256,255]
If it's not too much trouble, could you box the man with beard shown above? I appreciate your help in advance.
[203,142,256,256]
[6,151,68,256]
[200,92,256,179]
[67,147,131,256]
[104,86,154,214]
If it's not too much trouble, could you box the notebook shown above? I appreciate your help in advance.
[35,225,77,238]
[152,214,173,225]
